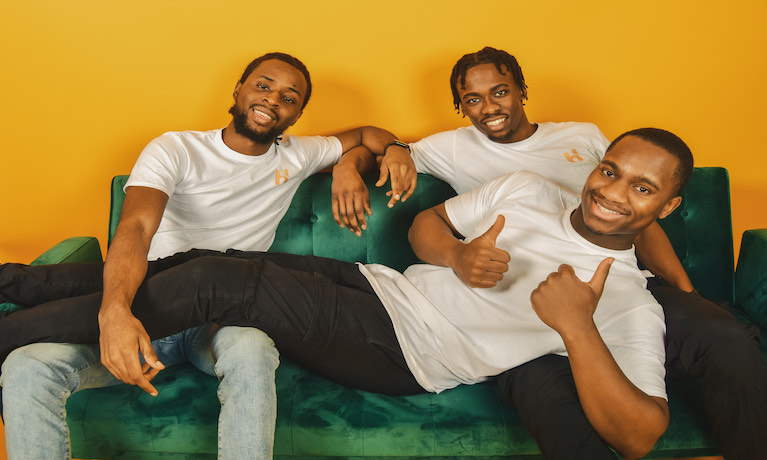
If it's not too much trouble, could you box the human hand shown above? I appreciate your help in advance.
[331,163,372,237]
[530,258,614,336]
[98,307,164,396]
[377,147,417,208]
[452,215,510,288]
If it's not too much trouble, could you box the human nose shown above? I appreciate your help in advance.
[481,97,500,114]
[599,179,627,202]
[262,90,279,107]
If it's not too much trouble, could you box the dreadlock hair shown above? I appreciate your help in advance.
[238,52,312,109]
[607,128,694,195]
[450,47,528,112]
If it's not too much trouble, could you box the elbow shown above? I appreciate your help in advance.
[616,443,655,460]
[614,415,668,460]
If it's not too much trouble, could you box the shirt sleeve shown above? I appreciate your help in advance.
[410,131,457,182]
[125,133,187,196]
[290,135,343,177]
[584,123,610,162]
[444,172,540,238]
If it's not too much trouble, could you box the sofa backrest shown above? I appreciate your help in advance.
[109,167,735,301]
[657,167,734,303]
[109,173,456,273]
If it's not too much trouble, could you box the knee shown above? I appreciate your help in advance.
[497,355,578,413]
[1,344,75,398]
[686,321,766,385]
[695,317,761,367]
[212,326,279,377]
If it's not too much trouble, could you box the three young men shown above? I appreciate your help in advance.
[2,128,691,459]
[2,46,765,460]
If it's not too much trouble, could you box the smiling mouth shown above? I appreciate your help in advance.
[596,201,622,215]
[591,195,628,218]
[484,116,507,127]
[253,108,273,122]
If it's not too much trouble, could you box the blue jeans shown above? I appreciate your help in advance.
[0,324,279,460]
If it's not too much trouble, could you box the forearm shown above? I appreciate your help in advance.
[99,186,167,317]
[563,325,669,459]
[333,145,377,177]
[408,207,463,269]
[635,222,694,292]
[352,126,400,155]
[100,224,151,315]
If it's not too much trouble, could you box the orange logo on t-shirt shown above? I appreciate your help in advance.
[275,169,289,185]
[564,149,584,163]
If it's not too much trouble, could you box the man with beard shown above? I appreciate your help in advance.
[0,52,415,460]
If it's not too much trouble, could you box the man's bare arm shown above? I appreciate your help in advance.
[98,186,168,396]
[408,205,510,288]
[333,126,417,207]
[531,260,669,459]
[635,221,694,292]
[331,146,377,236]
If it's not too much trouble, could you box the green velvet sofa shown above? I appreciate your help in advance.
[2,168,766,459]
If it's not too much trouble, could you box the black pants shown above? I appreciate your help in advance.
[496,279,767,460]
[0,250,424,396]
[3,254,766,458]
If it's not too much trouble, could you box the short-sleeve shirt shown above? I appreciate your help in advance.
[126,129,342,260]
[360,172,666,399]
[410,121,609,194]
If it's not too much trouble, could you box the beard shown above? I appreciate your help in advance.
[228,104,284,145]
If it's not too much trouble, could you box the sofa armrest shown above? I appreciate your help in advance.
[30,236,103,266]
[0,237,103,314]
[735,229,767,330]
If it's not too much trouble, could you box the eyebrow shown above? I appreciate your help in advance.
[256,75,303,98]
[602,159,660,190]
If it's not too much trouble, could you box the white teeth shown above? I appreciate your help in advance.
[486,118,505,127]
[253,109,272,120]
[596,201,621,215]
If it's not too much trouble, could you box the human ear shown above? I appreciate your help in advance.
[232,82,242,101]
[658,196,683,219]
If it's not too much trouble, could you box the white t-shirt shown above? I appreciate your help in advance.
[410,121,609,194]
[360,172,666,399]
[126,129,342,260]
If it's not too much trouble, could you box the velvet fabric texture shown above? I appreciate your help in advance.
[3,169,765,458]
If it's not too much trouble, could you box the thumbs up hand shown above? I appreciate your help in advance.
[530,258,614,335]
[452,215,511,288]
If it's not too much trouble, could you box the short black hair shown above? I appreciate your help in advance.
[608,128,694,195]
[450,47,528,112]
[238,52,312,109]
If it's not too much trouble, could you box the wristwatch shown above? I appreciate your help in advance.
[384,140,411,154]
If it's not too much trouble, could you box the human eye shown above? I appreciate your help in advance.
[601,168,615,178]
[256,83,268,90]
[634,185,652,194]
[284,95,296,104]
[465,97,480,105]
[495,89,508,97]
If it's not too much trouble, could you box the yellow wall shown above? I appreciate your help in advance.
[1,0,765,265]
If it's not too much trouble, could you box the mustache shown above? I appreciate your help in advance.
[588,191,630,215]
